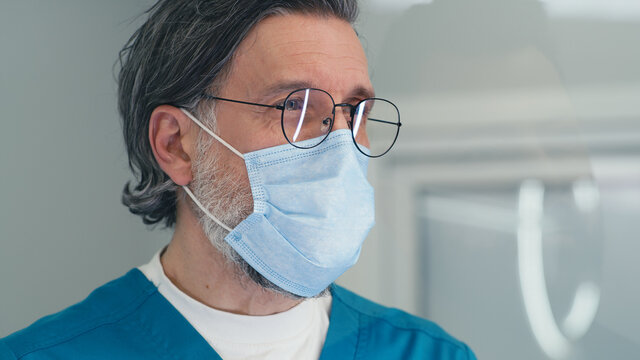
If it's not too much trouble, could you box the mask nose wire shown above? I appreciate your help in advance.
[179,108,238,233]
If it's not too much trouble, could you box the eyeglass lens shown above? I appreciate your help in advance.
[351,98,400,157]
[282,89,334,147]
[282,89,400,157]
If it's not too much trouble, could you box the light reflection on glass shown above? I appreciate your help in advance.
[518,179,601,359]
[292,88,310,142]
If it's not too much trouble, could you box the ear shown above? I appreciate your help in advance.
[149,105,197,186]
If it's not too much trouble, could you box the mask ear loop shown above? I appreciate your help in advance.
[182,186,232,232]
[180,108,245,159]
[179,108,245,233]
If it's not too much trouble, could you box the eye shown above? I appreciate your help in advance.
[285,98,304,111]
[355,101,372,118]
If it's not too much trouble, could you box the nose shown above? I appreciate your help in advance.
[332,105,352,131]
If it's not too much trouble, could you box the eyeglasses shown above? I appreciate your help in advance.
[202,88,401,158]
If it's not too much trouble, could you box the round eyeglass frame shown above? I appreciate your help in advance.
[201,88,402,158]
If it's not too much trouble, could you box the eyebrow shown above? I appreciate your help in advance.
[347,85,376,101]
[262,80,315,98]
[261,80,376,101]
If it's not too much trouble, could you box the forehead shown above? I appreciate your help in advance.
[224,13,372,99]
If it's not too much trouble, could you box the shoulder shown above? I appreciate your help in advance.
[330,285,476,360]
[0,269,156,360]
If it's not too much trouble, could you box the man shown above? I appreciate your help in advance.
[1,1,476,359]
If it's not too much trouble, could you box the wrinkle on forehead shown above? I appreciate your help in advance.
[224,13,371,99]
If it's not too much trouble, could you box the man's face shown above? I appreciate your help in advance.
[211,13,373,164]
[188,13,373,295]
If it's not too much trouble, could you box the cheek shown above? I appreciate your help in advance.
[227,115,287,153]
[211,140,252,192]
[260,117,287,148]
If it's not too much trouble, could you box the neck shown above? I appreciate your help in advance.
[160,199,302,316]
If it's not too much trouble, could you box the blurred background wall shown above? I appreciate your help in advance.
[0,0,166,337]
[1,1,639,359]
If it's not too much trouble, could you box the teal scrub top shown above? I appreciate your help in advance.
[0,269,476,359]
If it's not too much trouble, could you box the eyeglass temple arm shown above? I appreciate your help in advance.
[369,118,402,126]
[335,103,402,127]
[202,94,284,110]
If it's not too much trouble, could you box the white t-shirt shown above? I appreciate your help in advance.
[138,249,332,360]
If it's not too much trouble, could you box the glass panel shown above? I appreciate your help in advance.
[417,178,638,359]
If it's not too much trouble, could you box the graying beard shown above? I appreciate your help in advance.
[191,125,329,300]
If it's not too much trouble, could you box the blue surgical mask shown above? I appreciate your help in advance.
[181,109,375,297]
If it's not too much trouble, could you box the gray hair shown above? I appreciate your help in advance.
[118,0,359,227]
